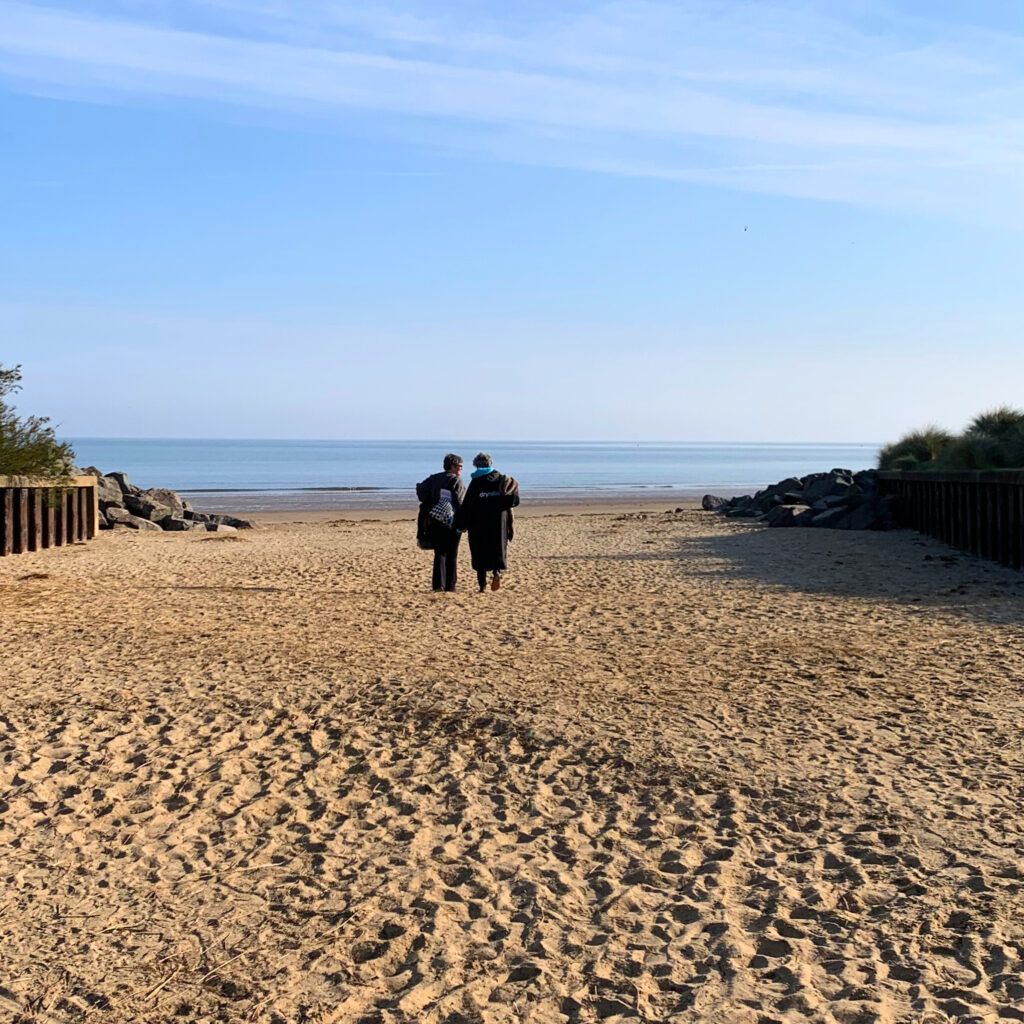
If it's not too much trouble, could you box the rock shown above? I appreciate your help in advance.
[184,510,212,523]
[96,475,124,507]
[208,514,257,530]
[842,501,881,531]
[182,500,193,512]
[125,494,174,521]
[97,508,110,530]
[156,515,193,532]
[205,523,238,533]
[106,471,140,496]
[140,488,185,516]
[763,504,810,527]
[810,507,850,529]
[793,506,817,526]
[105,507,161,531]
[714,466,889,532]
[821,492,854,508]
[826,478,854,499]
[774,477,803,494]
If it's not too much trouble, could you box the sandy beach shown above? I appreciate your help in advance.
[2,508,1023,1023]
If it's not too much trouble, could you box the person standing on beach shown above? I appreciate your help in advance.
[416,453,466,592]
[454,453,520,592]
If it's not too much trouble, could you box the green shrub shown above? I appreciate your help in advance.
[966,406,1024,440]
[877,427,953,470]
[0,364,76,477]
[880,406,1024,471]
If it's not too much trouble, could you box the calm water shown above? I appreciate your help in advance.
[69,438,880,511]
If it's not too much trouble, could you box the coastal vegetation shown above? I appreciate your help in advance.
[878,406,1024,471]
[0,363,76,477]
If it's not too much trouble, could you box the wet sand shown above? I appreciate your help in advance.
[1,509,1023,1023]
[249,498,698,524]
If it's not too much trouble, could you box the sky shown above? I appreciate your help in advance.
[1,0,1022,442]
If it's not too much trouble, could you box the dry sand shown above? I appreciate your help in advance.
[1,509,1023,1023]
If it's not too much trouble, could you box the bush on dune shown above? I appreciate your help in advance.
[879,406,1024,472]
[877,427,954,471]
[0,364,76,477]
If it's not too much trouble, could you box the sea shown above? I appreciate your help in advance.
[68,438,880,512]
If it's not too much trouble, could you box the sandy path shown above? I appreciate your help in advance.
[1,511,1023,1023]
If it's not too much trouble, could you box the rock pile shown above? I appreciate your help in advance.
[85,469,257,533]
[703,468,895,530]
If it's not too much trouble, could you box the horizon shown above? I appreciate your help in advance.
[67,436,884,445]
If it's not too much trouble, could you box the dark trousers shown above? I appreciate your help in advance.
[432,533,461,591]
[477,568,502,590]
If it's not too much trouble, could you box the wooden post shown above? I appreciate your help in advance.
[0,488,11,556]
[14,488,29,554]
[28,489,43,552]
[44,489,56,549]
[1014,485,1024,571]
[87,483,99,539]
[64,489,74,546]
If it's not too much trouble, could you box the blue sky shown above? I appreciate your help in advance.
[1,0,1022,441]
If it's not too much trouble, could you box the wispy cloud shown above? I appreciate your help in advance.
[2,1,1022,221]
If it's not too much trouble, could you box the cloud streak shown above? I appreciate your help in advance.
[2,1,1022,221]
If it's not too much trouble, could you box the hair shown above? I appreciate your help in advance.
[443,453,463,471]
[472,452,493,468]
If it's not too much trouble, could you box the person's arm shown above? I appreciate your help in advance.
[501,476,520,509]
[416,476,431,503]
[452,477,467,510]
[453,484,472,531]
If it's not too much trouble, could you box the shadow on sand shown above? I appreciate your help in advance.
[547,521,1024,622]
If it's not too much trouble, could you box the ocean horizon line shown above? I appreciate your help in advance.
[69,436,883,447]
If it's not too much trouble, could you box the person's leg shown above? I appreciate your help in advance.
[432,548,445,591]
[445,535,460,591]
[477,569,487,592]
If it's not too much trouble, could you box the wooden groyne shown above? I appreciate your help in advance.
[0,476,99,557]
[878,470,1024,570]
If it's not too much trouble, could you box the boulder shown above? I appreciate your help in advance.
[763,504,810,528]
[809,507,849,529]
[774,477,803,495]
[853,470,878,491]
[208,514,257,530]
[106,507,161,531]
[793,506,817,526]
[140,488,185,516]
[96,475,124,507]
[802,473,841,504]
[205,523,238,533]
[156,515,194,532]
[106,471,140,496]
[97,508,110,530]
[702,494,728,512]
[125,494,174,521]
[821,492,854,508]
[841,501,882,531]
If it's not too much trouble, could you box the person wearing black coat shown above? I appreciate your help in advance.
[416,453,466,592]
[453,452,520,592]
